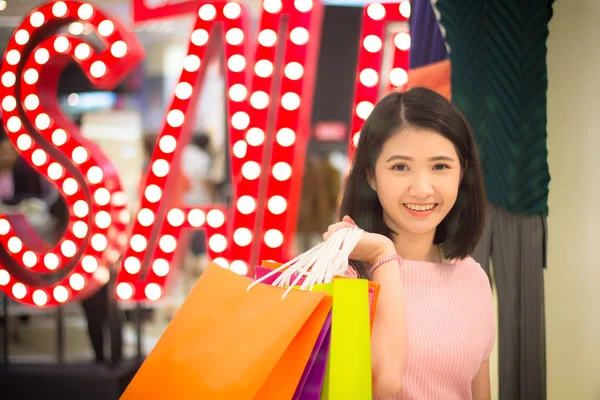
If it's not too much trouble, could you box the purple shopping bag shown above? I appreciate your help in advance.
[293,312,332,400]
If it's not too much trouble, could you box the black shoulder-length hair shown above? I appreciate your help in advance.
[339,87,486,278]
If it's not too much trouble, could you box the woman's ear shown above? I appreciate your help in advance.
[460,160,469,181]
[367,170,377,192]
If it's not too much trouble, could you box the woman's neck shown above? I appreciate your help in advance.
[392,230,440,262]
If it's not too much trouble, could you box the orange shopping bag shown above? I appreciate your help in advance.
[121,262,332,400]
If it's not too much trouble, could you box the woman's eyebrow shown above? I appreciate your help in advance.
[386,155,456,162]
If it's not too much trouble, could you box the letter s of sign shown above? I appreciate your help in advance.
[0,1,144,307]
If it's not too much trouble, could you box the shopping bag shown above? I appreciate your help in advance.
[293,312,332,400]
[255,271,373,398]
[256,263,381,331]
[253,228,374,399]
[320,278,372,400]
[121,262,332,400]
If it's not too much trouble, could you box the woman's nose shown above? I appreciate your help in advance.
[409,172,435,198]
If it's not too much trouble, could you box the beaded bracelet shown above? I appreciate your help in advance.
[369,254,403,275]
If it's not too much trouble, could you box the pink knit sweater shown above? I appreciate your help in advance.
[347,257,495,400]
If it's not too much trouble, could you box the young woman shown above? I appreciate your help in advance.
[323,88,495,399]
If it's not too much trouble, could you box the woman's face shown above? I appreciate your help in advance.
[369,127,462,238]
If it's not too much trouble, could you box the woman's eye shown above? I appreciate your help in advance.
[433,164,450,171]
[392,164,408,171]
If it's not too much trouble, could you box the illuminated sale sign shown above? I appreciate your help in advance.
[0,0,410,307]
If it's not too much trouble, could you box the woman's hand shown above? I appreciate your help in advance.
[323,216,396,266]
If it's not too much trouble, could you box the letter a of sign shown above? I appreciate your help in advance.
[115,0,324,301]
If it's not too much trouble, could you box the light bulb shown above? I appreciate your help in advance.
[175,82,193,100]
[246,128,265,146]
[111,41,128,58]
[290,27,309,45]
[367,3,386,20]
[207,209,226,228]
[394,32,411,51]
[98,20,115,37]
[54,36,70,53]
[250,91,270,109]
[183,55,201,72]
[30,11,45,27]
[90,61,107,78]
[232,140,247,158]
[237,196,256,215]
[229,84,247,102]
[356,101,374,120]
[52,2,68,17]
[363,35,383,53]
[284,62,303,80]
[389,68,408,87]
[78,4,94,20]
[1,71,16,88]
[191,29,209,46]
[268,195,287,215]
[276,128,296,147]
[227,54,246,72]
[234,228,252,246]
[263,0,283,13]
[258,29,277,47]
[188,209,205,227]
[225,28,244,46]
[359,68,379,87]
[254,59,274,78]
[223,2,242,19]
[399,1,411,18]
[264,229,284,248]
[272,162,292,181]
[241,161,260,180]
[198,4,217,20]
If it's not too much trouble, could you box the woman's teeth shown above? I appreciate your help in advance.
[404,203,436,211]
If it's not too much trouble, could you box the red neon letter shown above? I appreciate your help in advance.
[0,1,144,307]
[115,0,324,301]
[349,1,411,157]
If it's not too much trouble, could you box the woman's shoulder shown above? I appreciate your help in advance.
[453,256,488,278]
[454,256,490,285]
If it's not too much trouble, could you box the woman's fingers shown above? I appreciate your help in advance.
[323,221,356,241]
[343,215,357,226]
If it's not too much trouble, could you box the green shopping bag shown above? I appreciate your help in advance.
[315,278,372,399]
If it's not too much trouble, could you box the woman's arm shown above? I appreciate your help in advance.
[471,359,491,400]
[325,218,408,398]
[369,248,408,398]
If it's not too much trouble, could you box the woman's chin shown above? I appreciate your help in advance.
[396,220,440,237]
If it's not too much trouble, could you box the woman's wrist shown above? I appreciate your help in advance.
[369,243,397,265]
[370,253,402,276]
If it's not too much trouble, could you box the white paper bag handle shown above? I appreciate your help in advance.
[299,228,363,292]
[248,227,363,298]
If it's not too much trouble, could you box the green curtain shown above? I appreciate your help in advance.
[433,0,554,215]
